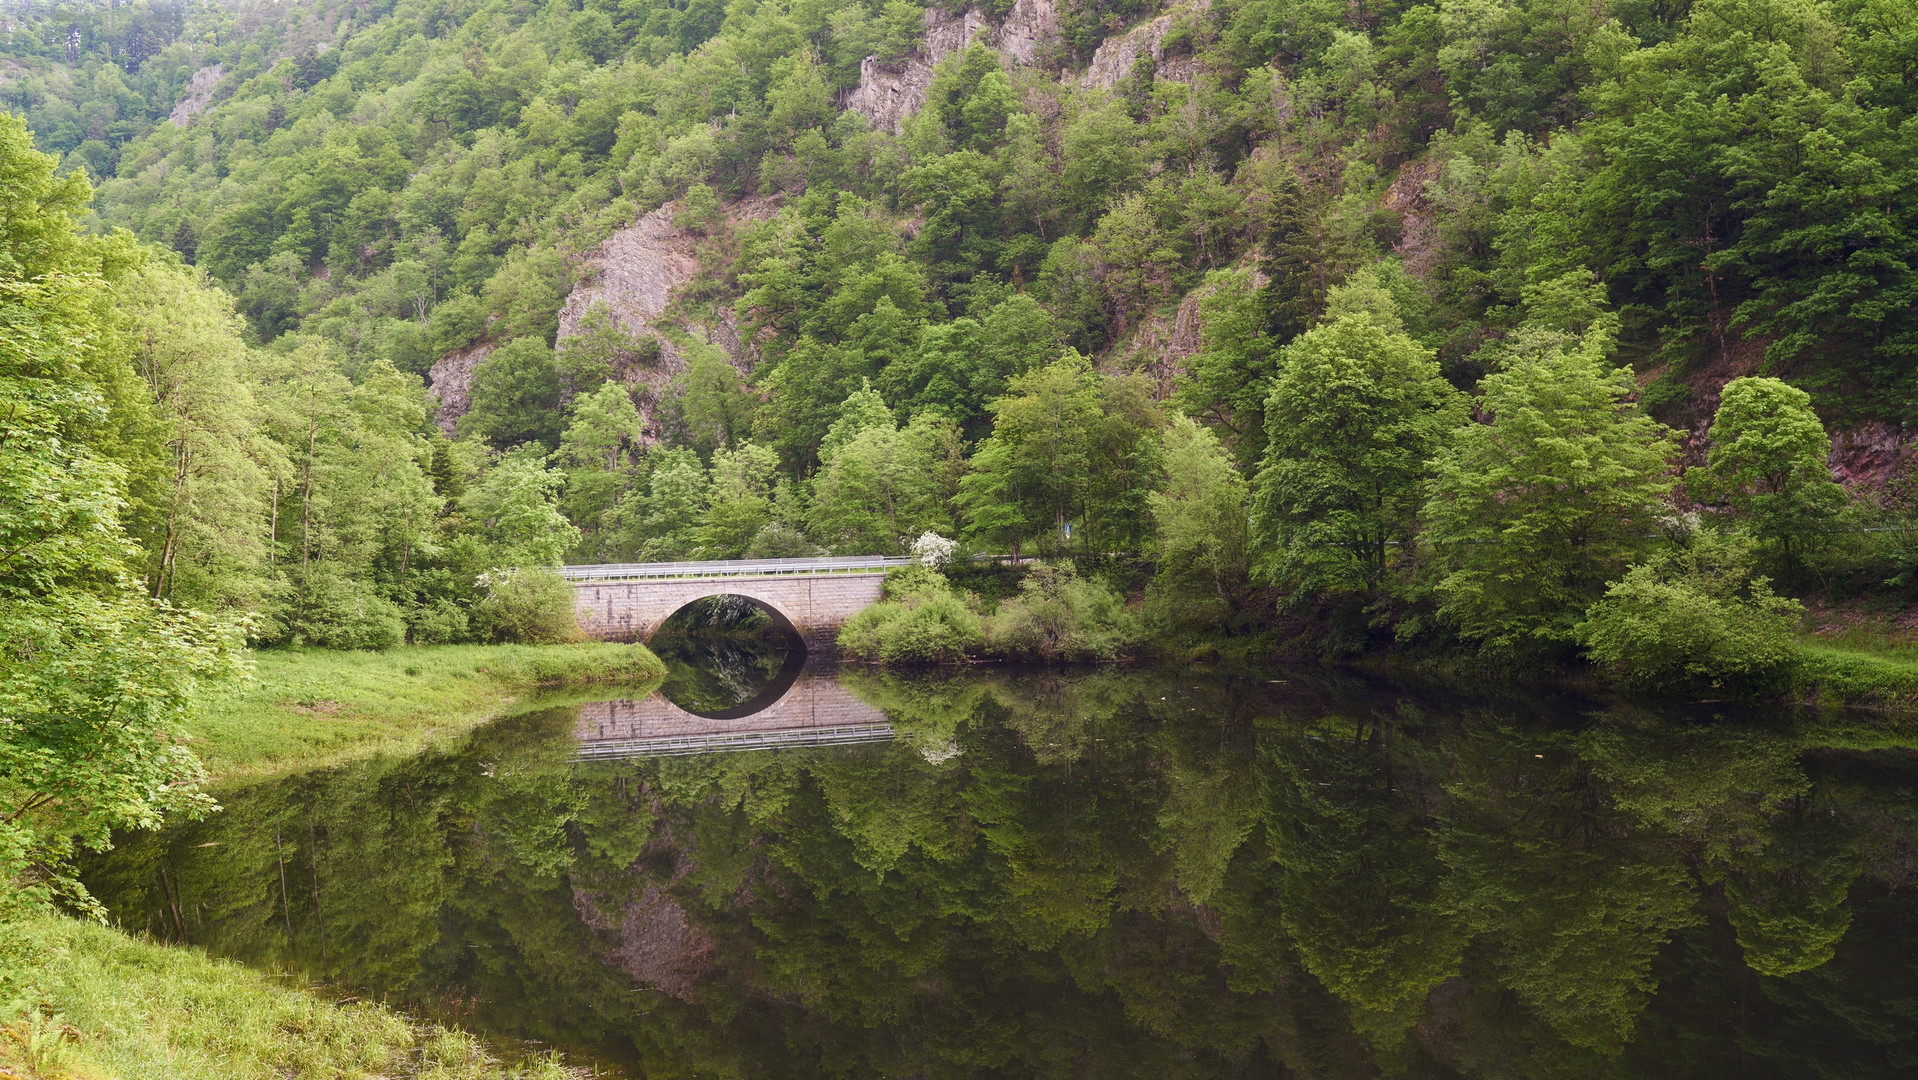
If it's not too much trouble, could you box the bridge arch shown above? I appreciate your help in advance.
[566,558,902,649]
[654,591,805,647]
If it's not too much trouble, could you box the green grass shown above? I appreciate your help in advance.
[0,915,578,1079]
[1793,640,1918,712]
[192,643,664,781]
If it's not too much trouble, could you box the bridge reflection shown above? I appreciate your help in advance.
[574,659,892,759]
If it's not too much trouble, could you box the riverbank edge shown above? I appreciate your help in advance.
[191,641,666,784]
[6,643,662,1080]
[1,914,574,1079]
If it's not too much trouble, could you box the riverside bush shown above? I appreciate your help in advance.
[474,569,580,644]
[1576,533,1802,691]
[839,567,984,664]
[984,564,1143,661]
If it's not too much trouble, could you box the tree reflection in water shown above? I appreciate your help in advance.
[82,667,1918,1078]
[649,594,805,717]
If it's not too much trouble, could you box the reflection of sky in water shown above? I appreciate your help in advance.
[80,672,1918,1079]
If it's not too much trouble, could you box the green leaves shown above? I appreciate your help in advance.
[1689,376,1845,571]
[1423,309,1677,650]
[1576,530,1804,689]
[1255,280,1468,599]
[1,119,244,915]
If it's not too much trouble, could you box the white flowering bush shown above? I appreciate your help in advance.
[910,531,957,569]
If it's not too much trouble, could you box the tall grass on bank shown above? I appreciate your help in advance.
[1794,642,1918,711]
[0,916,576,1079]
[191,643,664,781]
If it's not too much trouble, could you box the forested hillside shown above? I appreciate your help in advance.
[4,0,1917,667]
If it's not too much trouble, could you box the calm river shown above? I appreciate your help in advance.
[83,630,1918,1077]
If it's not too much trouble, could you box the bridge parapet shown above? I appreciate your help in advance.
[561,557,908,582]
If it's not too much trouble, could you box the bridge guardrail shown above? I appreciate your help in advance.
[559,556,912,582]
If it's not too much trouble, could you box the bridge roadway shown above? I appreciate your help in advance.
[561,556,909,647]
[574,661,893,758]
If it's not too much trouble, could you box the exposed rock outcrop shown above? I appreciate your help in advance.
[168,65,223,127]
[425,341,491,435]
[1383,157,1441,279]
[429,197,781,435]
[1830,420,1911,488]
[557,203,699,354]
[1081,0,1208,90]
[997,0,1060,65]
[844,54,936,136]
[923,4,996,61]
[844,0,1060,133]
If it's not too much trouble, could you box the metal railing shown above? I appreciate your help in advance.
[559,556,911,582]
[574,723,896,759]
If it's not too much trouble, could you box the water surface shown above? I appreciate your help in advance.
[84,645,1918,1078]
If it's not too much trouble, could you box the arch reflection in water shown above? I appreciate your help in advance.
[578,593,890,758]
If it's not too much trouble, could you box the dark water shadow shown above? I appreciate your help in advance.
[649,594,806,717]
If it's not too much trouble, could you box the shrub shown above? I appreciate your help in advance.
[882,563,953,601]
[744,522,821,558]
[838,568,984,664]
[985,563,1142,661]
[406,600,472,645]
[474,569,580,644]
[879,594,985,664]
[1576,532,1802,691]
[277,570,405,650]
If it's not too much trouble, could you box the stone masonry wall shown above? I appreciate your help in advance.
[572,574,887,648]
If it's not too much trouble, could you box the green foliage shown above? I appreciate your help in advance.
[1256,170,1327,343]
[1254,275,1469,599]
[4,0,1912,676]
[958,354,1163,558]
[1423,299,1678,651]
[279,565,408,650]
[0,117,247,916]
[838,568,985,664]
[1577,530,1804,690]
[464,447,580,567]
[474,569,582,645]
[810,389,964,554]
[985,563,1143,661]
[1146,417,1253,631]
[696,442,782,557]
[1689,376,1845,573]
[460,338,564,451]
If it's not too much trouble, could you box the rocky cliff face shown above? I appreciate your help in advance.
[1081,0,1208,89]
[843,0,1060,133]
[843,54,937,136]
[429,198,783,436]
[168,65,224,127]
[557,203,699,355]
[425,341,492,435]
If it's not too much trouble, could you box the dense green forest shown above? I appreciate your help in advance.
[5,0,1918,667]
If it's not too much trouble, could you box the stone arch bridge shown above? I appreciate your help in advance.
[561,557,908,648]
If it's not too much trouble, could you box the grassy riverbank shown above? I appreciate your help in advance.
[0,916,574,1079]
[1793,640,1918,713]
[4,643,660,1079]
[193,642,665,781]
